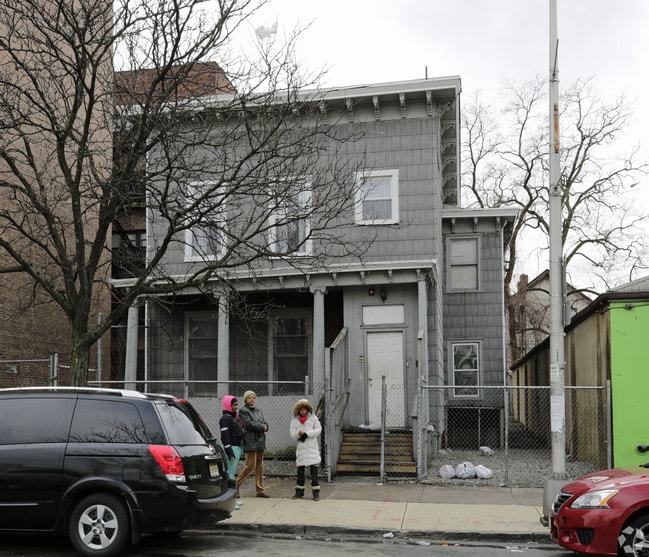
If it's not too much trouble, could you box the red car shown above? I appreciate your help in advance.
[551,466,649,556]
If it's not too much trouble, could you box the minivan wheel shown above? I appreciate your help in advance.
[69,493,130,557]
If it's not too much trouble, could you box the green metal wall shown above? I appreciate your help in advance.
[611,301,649,467]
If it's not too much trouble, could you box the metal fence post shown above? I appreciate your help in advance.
[504,385,509,486]
[380,375,387,483]
[324,375,332,483]
[606,380,612,468]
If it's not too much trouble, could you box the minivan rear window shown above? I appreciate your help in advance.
[157,402,208,445]
[69,400,148,444]
[0,397,74,444]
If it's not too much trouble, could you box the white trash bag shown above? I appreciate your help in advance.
[479,446,494,456]
[455,461,476,479]
[475,464,493,479]
[439,464,455,479]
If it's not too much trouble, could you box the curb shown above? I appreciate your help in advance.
[202,522,553,545]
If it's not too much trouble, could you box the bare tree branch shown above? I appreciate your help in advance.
[462,76,649,363]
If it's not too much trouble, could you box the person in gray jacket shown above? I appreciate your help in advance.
[289,398,322,500]
[235,390,269,498]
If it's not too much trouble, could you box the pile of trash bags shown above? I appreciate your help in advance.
[438,446,494,479]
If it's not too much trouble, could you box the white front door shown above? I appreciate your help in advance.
[367,331,405,428]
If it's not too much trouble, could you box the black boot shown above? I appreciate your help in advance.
[293,487,305,499]
[312,487,320,501]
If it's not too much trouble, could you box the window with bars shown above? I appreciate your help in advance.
[271,313,310,394]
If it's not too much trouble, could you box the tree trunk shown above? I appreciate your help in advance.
[69,334,91,386]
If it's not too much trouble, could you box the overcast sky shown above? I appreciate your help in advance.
[251,0,649,285]
[253,1,649,120]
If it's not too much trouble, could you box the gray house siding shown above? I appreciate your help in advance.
[121,77,520,461]
[151,116,444,276]
[442,218,509,404]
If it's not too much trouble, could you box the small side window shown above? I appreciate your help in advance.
[447,236,480,291]
[69,400,148,444]
[0,397,74,444]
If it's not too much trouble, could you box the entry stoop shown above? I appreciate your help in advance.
[336,429,416,477]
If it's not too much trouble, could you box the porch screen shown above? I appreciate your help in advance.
[187,315,217,395]
[273,317,308,394]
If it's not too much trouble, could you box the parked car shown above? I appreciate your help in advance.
[0,387,236,557]
[550,466,649,556]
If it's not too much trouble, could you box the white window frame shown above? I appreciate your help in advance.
[268,181,312,256]
[449,341,481,398]
[446,235,481,292]
[355,169,399,225]
[184,181,226,261]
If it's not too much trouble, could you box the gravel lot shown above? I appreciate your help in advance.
[262,447,599,488]
[423,447,598,488]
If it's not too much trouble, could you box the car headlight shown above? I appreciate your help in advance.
[570,489,619,509]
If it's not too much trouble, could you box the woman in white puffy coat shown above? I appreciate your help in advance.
[289,398,322,500]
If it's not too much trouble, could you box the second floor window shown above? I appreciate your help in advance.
[268,182,311,255]
[185,182,225,261]
[355,169,399,225]
[447,236,480,291]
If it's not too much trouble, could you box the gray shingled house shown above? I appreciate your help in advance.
[117,76,517,475]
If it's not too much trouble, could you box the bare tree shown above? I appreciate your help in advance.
[0,0,367,385]
[462,76,649,362]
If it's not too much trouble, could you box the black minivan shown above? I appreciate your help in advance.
[0,387,236,556]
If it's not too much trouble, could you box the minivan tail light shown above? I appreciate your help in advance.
[148,445,186,483]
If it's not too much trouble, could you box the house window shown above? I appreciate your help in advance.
[451,341,480,397]
[268,182,312,255]
[185,313,217,395]
[270,312,310,395]
[184,182,225,261]
[355,169,399,225]
[447,236,480,291]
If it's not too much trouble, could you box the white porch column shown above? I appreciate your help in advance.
[311,287,326,392]
[124,302,140,390]
[217,293,230,398]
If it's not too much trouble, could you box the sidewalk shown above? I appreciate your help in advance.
[215,477,551,544]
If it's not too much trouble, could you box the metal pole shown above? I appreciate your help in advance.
[549,0,566,479]
[97,313,103,384]
[380,375,386,482]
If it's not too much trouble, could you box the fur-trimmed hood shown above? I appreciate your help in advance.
[292,398,313,416]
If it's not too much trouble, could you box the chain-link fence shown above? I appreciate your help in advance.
[93,379,325,479]
[0,354,71,387]
[421,385,609,488]
[84,376,610,487]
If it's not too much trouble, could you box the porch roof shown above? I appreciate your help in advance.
[111,259,440,294]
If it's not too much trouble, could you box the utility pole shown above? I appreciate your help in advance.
[549,0,566,479]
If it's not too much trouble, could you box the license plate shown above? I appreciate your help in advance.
[209,462,219,478]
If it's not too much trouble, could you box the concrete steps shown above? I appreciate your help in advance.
[336,430,416,476]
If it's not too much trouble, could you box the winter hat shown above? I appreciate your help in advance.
[221,395,237,413]
[292,398,313,416]
[243,390,257,405]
